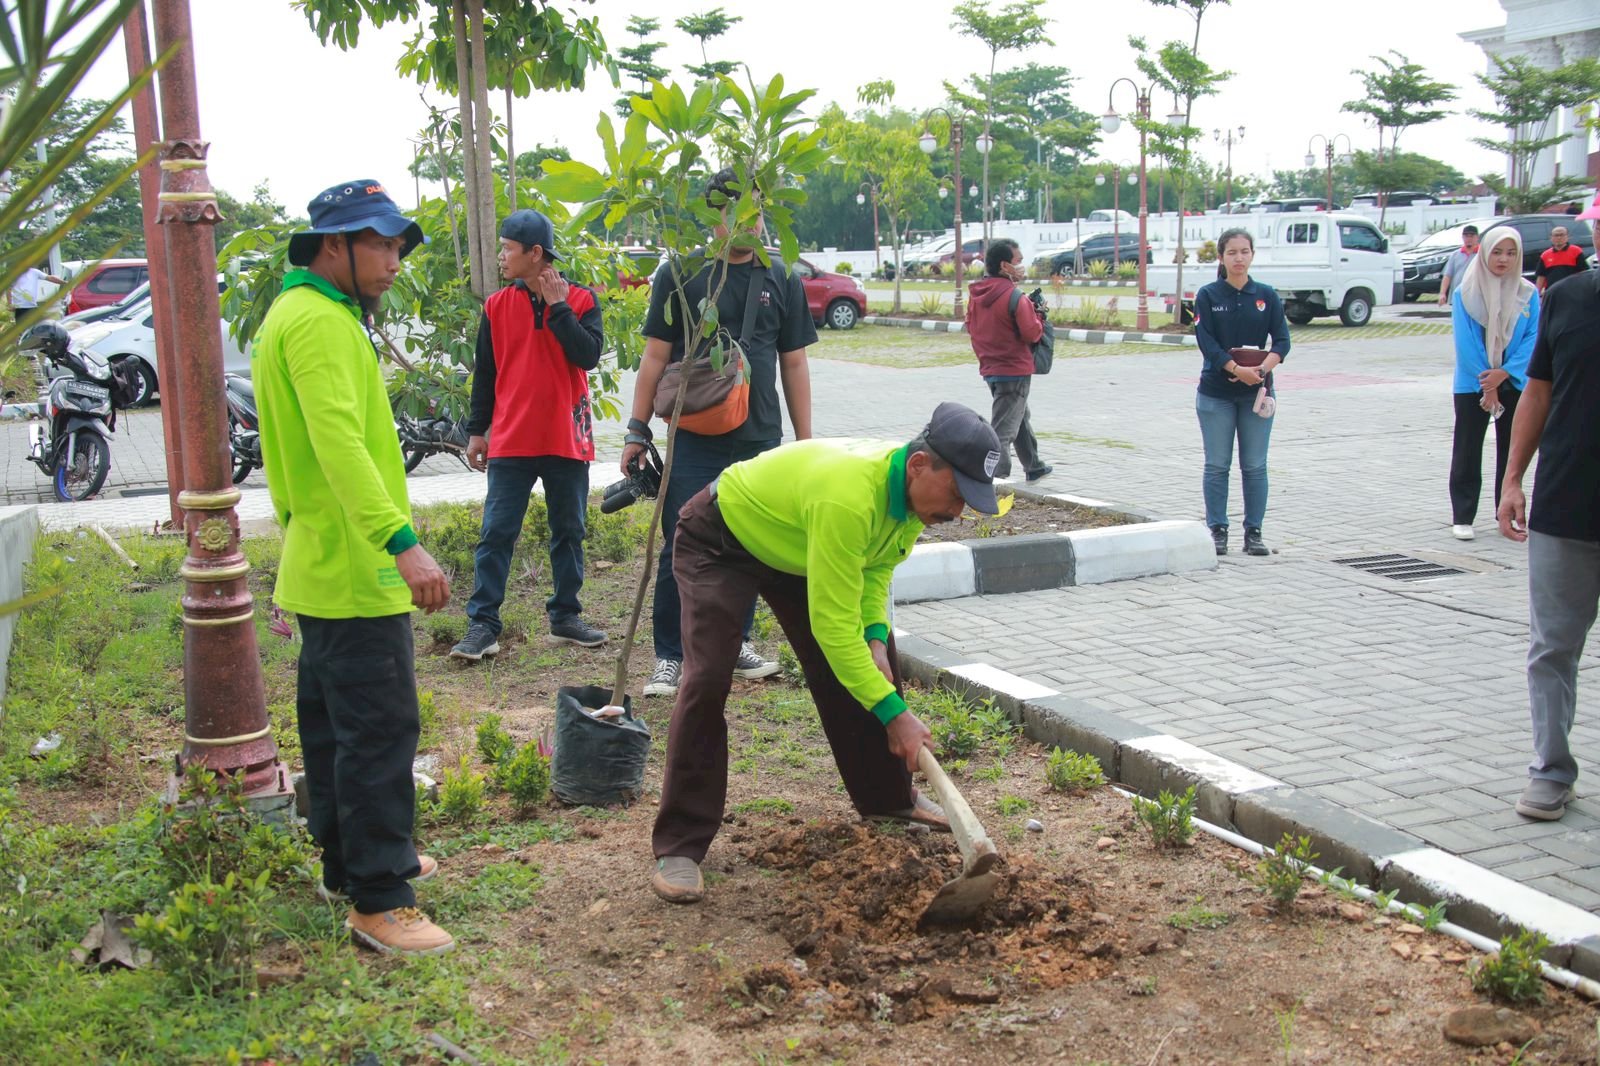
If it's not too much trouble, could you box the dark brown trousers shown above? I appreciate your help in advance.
[651,488,913,862]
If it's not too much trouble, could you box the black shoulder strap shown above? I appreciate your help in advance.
[1006,285,1023,338]
[739,264,775,346]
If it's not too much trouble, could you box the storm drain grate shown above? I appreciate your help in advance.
[1334,553,1468,581]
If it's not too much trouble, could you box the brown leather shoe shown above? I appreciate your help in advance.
[345,907,455,956]
[650,856,704,903]
[318,854,438,903]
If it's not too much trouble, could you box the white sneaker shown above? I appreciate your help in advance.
[1451,524,1475,540]
[732,641,781,680]
[643,658,681,697]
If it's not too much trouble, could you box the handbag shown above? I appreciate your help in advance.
[652,264,767,435]
[1007,286,1055,375]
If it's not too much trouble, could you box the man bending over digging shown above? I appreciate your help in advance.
[650,402,1004,903]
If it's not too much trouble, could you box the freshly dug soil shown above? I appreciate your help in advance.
[919,493,1129,543]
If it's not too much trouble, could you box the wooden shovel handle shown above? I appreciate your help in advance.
[918,747,998,875]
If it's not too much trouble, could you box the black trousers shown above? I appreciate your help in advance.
[1449,385,1521,525]
[296,613,422,914]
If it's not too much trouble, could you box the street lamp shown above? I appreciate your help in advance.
[1305,133,1353,211]
[1214,125,1245,209]
[1094,161,1138,274]
[921,106,978,317]
[1103,78,1159,329]
[856,181,882,277]
[974,128,994,250]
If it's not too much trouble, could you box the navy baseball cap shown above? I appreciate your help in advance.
[499,209,561,261]
[287,180,426,266]
[924,402,1002,515]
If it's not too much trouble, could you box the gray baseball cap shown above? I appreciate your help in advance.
[924,402,1002,515]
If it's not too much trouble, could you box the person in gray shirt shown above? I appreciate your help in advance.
[1438,225,1480,305]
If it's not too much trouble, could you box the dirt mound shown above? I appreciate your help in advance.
[736,821,1116,1022]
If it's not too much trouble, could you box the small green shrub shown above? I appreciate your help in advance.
[1470,929,1549,1003]
[1196,239,1218,263]
[130,870,271,995]
[917,293,945,315]
[913,690,1014,759]
[438,755,487,824]
[995,795,1033,816]
[1086,258,1111,279]
[586,504,646,563]
[1115,259,1137,280]
[964,260,983,280]
[496,739,552,812]
[1415,900,1449,931]
[776,643,805,686]
[835,261,853,275]
[1254,833,1318,908]
[417,688,442,748]
[156,767,315,892]
[425,613,466,647]
[1044,747,1105,792]
[1131,786,1196,849]
[476,714,515,766]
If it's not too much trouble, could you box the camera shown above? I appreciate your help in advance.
[600,440,664,514]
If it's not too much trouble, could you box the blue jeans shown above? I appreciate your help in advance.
[466,456,590,634]
[653,432,778,662]
[1196,391,1273,530]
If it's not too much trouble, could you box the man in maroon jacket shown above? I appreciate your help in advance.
[452,209,607,660]
[965,238,1052,482]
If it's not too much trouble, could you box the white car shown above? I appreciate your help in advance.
[72,286,248,407]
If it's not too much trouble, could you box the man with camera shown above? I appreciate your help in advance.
[620,168,816,699]
[965,238,1052,483]
[650,403,1003,903]
[451,209,607,661]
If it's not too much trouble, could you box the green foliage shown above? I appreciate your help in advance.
[1044,747,1105,792]
[586,503,648,563]
[130,871,271,996]
[432,861,544,923]
[910,689,1015,759]
[1340,51,1456,156]
[1166,897,1232,930]
[917,292,946,315]
[674,7,741,81]
[1470,930,1550,1004]
[1115,259,1137,280]
[425,612,467,647]
[776,643,805,686]
[475,714,515,766]
[835,261,854,274]
[1086,258,1111,279]
[1470,54,1600,212]
[495,740,552,812]
[1253,833,1318,908]
[1196,239,1217,263]
[731,797,795,816]
[1131,786,1196,849]
[438,756,487,825]
[156,768,316,892]
[995,795,1033,816]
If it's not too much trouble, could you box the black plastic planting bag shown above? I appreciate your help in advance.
[551,685,651,807]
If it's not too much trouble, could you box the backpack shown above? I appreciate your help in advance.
[1007,286,1054,375]
[108,359,143,409]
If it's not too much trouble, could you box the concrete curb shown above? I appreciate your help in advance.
[891,518,1215,603]
[859,315,1197,347]
[0,504,40,718]
[892,630,1600,979]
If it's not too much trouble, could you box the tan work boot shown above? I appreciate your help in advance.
[650,856,704,903]
[346,906,455,956]
[317,854,439,903]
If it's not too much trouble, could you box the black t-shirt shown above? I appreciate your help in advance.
[1526,270,1600,540]
[642,257,816,442]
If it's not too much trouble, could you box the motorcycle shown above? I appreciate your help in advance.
[394,397,469,473]
[18,322,121,502]
[224,373,261,485]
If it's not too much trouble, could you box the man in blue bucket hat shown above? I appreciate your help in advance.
[255,180,454,956]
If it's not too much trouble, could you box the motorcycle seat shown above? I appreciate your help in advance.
[225,374,255,400]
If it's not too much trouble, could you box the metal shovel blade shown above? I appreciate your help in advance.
[921,849,1000,925]
[916,748,1003,925]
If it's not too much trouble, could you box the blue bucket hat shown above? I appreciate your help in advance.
[287,180,426,267]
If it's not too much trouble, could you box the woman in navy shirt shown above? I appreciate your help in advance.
[1447,224,1538,541]
[1194,228,1291,556]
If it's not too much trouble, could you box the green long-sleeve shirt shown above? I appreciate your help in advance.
[253,270,417,618]
[716,439,922,724]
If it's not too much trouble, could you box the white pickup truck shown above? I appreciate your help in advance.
[1145,212,1405,327]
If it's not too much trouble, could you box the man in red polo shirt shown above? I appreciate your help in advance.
[1536,225,1590,294]
[452,209,607,660]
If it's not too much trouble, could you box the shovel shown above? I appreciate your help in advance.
[916,747,1001,924]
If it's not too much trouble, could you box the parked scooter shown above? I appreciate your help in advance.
[17,322,126,502]
[224,373,261,485]
[394,394,469,473]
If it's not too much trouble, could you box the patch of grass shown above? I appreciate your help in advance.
[1470,929,1549,1004]
[971,762,1006,783]
[430,861,544,924]
[1167,898,1233,930]
[1044,747,1106,792]
[1034,429,1136,450]
[421,819,575,858]
[995,795,1033,816]
[809,324,975,369]
[731,797,796,817]
[1131,786,1196,850]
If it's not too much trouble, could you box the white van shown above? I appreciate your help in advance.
[1145,212,1403,327]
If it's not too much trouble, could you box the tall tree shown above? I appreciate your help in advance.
[950,0,1052,242]
[1340,51,1455,222]
[674,7,740,81]
[1470,54,1600,214]
[615,14,668,115]
[989,63,1097,221]
[1131,0,1231,325]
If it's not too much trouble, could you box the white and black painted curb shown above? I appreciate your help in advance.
[891,492,1216,604]
[860,314,1197,347]
[892,630,1600,981]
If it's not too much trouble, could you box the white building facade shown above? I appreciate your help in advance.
[1461,0,1600,190]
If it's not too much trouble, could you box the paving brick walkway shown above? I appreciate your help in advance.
[6,323,1596,914]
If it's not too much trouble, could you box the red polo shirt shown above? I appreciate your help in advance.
[481,283,598,461]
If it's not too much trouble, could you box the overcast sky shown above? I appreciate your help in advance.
[73,0,1531,216]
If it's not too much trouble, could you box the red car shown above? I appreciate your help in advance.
[616,248,867,331]
[65,259,149,315]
